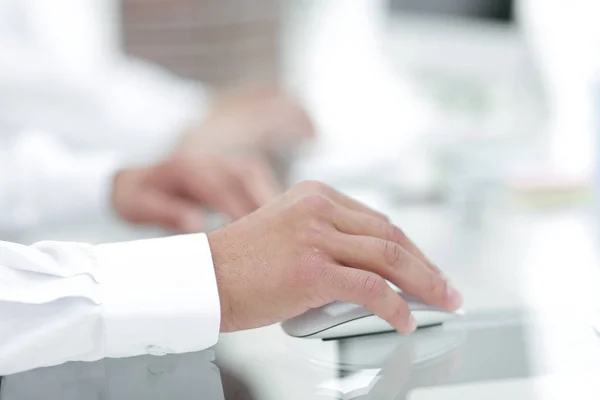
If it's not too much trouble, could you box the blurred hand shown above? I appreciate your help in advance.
[181,84,315,155]
[208,181,463,334]
[112,153,280,233]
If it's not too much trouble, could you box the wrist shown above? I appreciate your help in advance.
[207,230,237,332]
[111,167,147,223]
[111,168,130,220]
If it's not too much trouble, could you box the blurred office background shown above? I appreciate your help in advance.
[6,0,598,215]
[115,1,600,312]
[2,0,599,237]
[118,0,598,209]
[1,0,596,240]
[121,0,280,87]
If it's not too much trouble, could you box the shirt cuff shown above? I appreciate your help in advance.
[96,233,221,358]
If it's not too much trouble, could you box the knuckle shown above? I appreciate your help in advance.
[306,266,336,308]
[298,218,328,245]
[306,217,327,235]
[295,249,328,287]
[361,273,385,302]
[382,241,404,268]
[294,193,334,217]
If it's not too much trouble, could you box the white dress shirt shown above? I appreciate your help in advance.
[0,233,221,377]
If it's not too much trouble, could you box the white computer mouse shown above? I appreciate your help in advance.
[281,291,463,339]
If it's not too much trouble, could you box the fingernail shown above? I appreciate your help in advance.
[406,315,417,334]
[446,282,463,309]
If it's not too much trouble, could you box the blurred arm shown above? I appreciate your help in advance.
[0,234,220,376]
[0,130,120,235]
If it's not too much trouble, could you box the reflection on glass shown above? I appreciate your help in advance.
[0,350,257,400]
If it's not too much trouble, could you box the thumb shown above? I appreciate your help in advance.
[141,192,205,233]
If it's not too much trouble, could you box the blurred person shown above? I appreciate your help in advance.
[0,89,311,238]
[0,0,314,238]
[0,0,312,156]
[0,181,464,376]
[0,128,283,234]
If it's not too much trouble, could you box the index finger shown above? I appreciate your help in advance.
[324,233,462,311]
[234,158,281,206]
[183,167,255,219]
[331,205,441,275]
[320,265,417,335]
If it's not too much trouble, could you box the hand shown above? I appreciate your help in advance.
[181,84,315,155]
[112,153,280,233]
[208,181,463,334]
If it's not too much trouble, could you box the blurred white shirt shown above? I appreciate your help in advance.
[0,0,208,156]
[0,130,121,237]
[0,0,209,236]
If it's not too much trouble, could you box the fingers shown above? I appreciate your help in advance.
[331,205,390,238]
[331,206,441,275]
[320,265,416,334]
[394,231,442,275]
[178,154,279,221]
[183,164,257,220]
[209,158,279,217]
[296,181,457,310]
[139,192,204,233]
[323,233,462,311]
[233,158,281,206]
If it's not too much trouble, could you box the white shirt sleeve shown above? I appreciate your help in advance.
[0,233,221,376]
[0,130,120,236]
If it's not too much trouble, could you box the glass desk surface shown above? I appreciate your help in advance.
[3,310,600,400]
